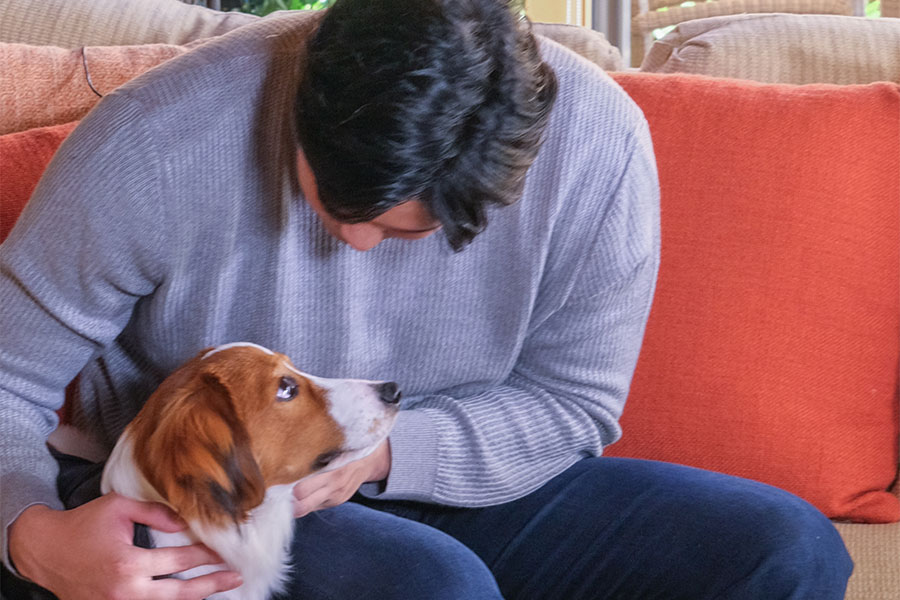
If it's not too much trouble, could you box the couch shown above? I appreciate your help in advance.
[0,1,897,598]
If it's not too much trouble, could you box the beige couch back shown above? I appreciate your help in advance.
[641,13,900,84]
[0,0,623,72]
[0,0,257,47]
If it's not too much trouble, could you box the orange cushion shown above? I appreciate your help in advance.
[606,72,900,523]
[0,121,78,243]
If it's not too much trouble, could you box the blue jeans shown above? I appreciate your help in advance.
[2,455,852,599]
[282,458,852,600]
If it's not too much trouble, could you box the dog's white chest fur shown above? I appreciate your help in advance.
[102,434,296,600]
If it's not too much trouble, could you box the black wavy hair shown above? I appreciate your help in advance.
[294,0,558,250]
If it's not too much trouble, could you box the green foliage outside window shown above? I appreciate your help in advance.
[866,0,881,17]
[239,0,335,17]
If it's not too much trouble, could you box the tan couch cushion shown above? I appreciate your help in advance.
[641,13,900,84]
[0,43,190,135]
[532,23,623,71]
[835,519,900,600]
[0,0,255,48]
[0,0,621,72]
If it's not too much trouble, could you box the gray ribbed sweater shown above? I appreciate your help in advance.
[0,13,659,571]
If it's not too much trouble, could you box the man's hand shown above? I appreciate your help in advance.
[292,439,391,518]
[8,493,242,600]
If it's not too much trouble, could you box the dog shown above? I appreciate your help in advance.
[100,342,401,600]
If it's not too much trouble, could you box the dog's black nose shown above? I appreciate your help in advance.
[376,382,401,405]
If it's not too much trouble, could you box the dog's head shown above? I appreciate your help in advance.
[126,342,400,527]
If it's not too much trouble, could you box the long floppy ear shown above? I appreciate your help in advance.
[133,373,266,528]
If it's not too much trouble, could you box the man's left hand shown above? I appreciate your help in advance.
[291,439,392,518]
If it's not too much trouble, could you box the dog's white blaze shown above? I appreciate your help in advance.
[283,362,395,460]
[203,342,275,360]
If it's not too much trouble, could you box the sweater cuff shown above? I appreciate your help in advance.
[2,474,63,578]
[357,409,439,502]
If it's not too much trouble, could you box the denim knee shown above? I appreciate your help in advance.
[726,490,853,600]
[282,504,503,600]
[392,530,504,600]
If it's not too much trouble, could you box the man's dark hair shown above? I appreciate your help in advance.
[295,0,558,250]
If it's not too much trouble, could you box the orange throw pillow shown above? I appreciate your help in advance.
[606,73,900,523]
[0,121,78,243]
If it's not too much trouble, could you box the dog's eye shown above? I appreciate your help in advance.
[276,376,299,401]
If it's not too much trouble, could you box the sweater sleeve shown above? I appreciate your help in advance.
[361,120,661,506]
[0,93,169,573]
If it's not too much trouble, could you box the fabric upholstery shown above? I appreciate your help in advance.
[641,13,900,84]
[0,43,189,135]
[531,23,623,71]
[0,121,78,242]
[629,0,854,66]
[0,0,255,48]
[834,519,900,600]
[0,0,622,71]
[632,0,853,31]
[605,72,900,524]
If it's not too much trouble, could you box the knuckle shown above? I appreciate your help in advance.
[173,586,195,600]
[186,544,206,563]
[194,545,219,567]
[106,583,134,600]
[109,556,132,577]
[175,575,223,600]
[172,546,202,572]
[171,551,193,573]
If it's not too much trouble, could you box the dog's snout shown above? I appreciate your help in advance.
[376,382,401,405]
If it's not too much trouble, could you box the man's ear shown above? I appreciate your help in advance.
[134,373,266,527]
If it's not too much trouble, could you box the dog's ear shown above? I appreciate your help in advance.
[133,373,266,527]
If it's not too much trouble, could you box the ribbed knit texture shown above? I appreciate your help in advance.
[0,13,659,572]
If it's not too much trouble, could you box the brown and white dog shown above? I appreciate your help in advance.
[100,342,400,600]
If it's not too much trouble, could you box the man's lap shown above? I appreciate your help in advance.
[357,457,853,600]
[3,454,853,600]
[278,502,502,600]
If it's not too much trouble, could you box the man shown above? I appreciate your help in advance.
[0,0,852,598]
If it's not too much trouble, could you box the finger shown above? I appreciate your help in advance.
[292,496,306,518]
[292,472,329,500]
[114,495,186,533]
[141,543,225,577]
[293,464,358,498]
[293,486,334,518]
[148,569,243,600]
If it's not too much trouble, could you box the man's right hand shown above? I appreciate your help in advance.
[8,493,243,600]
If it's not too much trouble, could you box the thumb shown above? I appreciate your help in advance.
[112,494,186,533]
